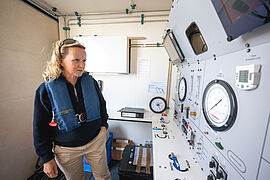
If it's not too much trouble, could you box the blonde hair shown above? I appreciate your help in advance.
[43,39,85,82]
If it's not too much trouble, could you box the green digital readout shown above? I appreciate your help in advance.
[239,70,249,83]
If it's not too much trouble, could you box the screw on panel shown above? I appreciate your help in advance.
[247,49,251,53]
[227,36,233,41]
[245,43,250,47]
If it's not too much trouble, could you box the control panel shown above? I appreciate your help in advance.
[172,44,270,180]
[159,0,270,180]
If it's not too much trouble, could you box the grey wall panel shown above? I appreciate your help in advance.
[262,118,270,162]
[257,159,270,180]
[199,42,270,180]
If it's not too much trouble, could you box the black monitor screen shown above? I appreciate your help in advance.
[211,0,270,41]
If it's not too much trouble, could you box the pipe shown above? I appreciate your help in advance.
[130,43,163,45]
[69,19,167,26]
[130,46,164,48]
[21,0,58,21]
[58,9,170,17]
[63,16,68,38]
[131,44,164,46]
[165,61,173,114]
[67,14,169,24]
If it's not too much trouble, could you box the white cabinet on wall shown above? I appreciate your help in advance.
[74,36,129,73]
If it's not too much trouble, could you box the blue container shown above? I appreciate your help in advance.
[84,132,113,172]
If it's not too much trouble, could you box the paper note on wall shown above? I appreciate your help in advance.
[148,82,166,95]
[137,58,150,76]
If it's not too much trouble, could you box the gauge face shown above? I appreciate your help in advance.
[178,77,187,101]
[149,97,167,113]
[202,80,237,131]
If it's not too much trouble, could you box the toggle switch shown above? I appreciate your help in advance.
[215,142,224,150]
[185,107,190,119]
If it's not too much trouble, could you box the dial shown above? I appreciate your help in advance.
[178,77,187,101]
[149,97,167,113]
[202,80,237,131]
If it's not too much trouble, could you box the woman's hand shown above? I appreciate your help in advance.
[101,126,107,135]
[43,159,58,178]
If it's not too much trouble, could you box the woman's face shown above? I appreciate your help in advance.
[61,47,86,78]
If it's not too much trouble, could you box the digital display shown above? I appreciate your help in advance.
[239,70,249,83]
[211,0,270,41]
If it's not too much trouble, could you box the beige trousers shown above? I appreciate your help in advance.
[54,130,111,180]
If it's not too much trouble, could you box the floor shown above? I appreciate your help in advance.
[84,160,120,180]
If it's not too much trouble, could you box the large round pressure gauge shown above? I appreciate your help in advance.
[202,79,237,131]
[149,97,167,113]
[178,77,187,101]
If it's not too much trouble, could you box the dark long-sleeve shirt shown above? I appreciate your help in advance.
[33,74,108,163]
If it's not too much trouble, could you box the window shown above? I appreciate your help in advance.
[186,22,208,55]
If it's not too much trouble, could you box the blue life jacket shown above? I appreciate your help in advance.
[45,74,100,132]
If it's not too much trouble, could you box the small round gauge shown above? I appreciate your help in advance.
[202,79,237,131]
[178,77,187,101]
[149,97,167,113]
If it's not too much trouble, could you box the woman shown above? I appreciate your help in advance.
[33,39,111,180]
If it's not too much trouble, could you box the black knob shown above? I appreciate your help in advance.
[227,36,233,42]
[216,170,224,179]
[209,161,215,168]
[207,174,214,180]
